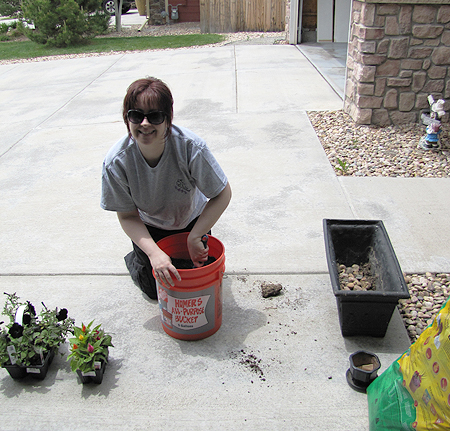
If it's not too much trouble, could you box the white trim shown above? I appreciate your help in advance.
[289,0,300,44]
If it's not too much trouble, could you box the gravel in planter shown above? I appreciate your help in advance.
[338,263,376,291]
[398,272,450,343]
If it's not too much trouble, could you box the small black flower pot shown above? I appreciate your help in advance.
[346,350,381,393]
[323,219,410,337]
[3,363,28,379]
[77,360,107,384]
[3,348,55,380]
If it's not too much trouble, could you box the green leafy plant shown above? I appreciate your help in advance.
[67,321,113,373]
[0,23,9,34]
[0,20,25,41]
[0,0,22,17]
[21,0,110,47]
[336,157,349,174]
[0,292,74,367]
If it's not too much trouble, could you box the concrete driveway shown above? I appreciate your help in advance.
[1,23,449,430]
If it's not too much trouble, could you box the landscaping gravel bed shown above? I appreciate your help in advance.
[308,110,450,178]
[399,273,450,343]
[104,21,287,45]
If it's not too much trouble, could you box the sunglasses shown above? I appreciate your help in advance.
[127,110,166,125]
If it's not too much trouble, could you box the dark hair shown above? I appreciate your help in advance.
[123,77,173,137]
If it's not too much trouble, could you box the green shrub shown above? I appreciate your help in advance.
[22,0,110,47]
[0,23,9,34]
[0,18,24,40]
[8,20,25,37]
[0,0,22,17]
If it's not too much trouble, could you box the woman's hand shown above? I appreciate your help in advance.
[187,234,209,267]
[150,248,181,287]
[186,182,232,267]
[117,210,181,287]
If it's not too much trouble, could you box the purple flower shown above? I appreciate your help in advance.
[56,308,68,321]
[26,301,36,316]
[9,323,23,339]
[88,344,94,353]
[22,314,32,325]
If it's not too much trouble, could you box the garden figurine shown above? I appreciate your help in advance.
[419,95,447,151]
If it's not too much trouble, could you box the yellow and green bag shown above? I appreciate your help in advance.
[368,298,450,430]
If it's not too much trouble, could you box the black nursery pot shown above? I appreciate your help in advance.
[349,350,380,382]
[323,219,410,337]
[77,360,107,384]
[3,348,55,380]
[3,363,28,379]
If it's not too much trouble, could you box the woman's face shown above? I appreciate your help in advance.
[128,97,167,150]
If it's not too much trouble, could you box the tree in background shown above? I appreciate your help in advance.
[0,0,22,17]
[22,0,110,47]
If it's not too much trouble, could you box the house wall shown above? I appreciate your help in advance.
[139,0,200,24]
[169,0,200,22]
[345,0,450,125]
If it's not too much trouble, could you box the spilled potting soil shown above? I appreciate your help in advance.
[230,349,266,381]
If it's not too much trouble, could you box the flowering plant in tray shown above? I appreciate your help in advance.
[67,320,113,374]
[0,292,74,369]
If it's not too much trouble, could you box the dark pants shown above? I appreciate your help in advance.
[124,218,205,300]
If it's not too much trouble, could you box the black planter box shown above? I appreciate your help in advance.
[3,348,55,380]
[323,219,410,337]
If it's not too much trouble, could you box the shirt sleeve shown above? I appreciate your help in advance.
[100,162,137,212]
[188,145,228,199]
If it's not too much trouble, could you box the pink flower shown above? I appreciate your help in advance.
[88,343,94,353]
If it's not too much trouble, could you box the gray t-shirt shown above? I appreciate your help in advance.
[101,125,228,230]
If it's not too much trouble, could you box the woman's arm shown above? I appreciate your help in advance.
[117,209,180,286]
[187,182,232,266]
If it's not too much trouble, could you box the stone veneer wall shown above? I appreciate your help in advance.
[344,0,450,125]
[146,0,166,25]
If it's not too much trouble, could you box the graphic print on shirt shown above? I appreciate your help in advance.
[175,179,191,194]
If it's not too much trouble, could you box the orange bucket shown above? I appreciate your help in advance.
[155,232,225,340]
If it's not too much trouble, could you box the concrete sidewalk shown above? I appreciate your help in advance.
[1,39,449,430]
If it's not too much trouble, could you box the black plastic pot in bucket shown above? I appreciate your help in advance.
[323,219,410,337]
[346,350,381,393]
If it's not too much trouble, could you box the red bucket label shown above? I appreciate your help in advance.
[158,281,221,339]
[169,295,210,329]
